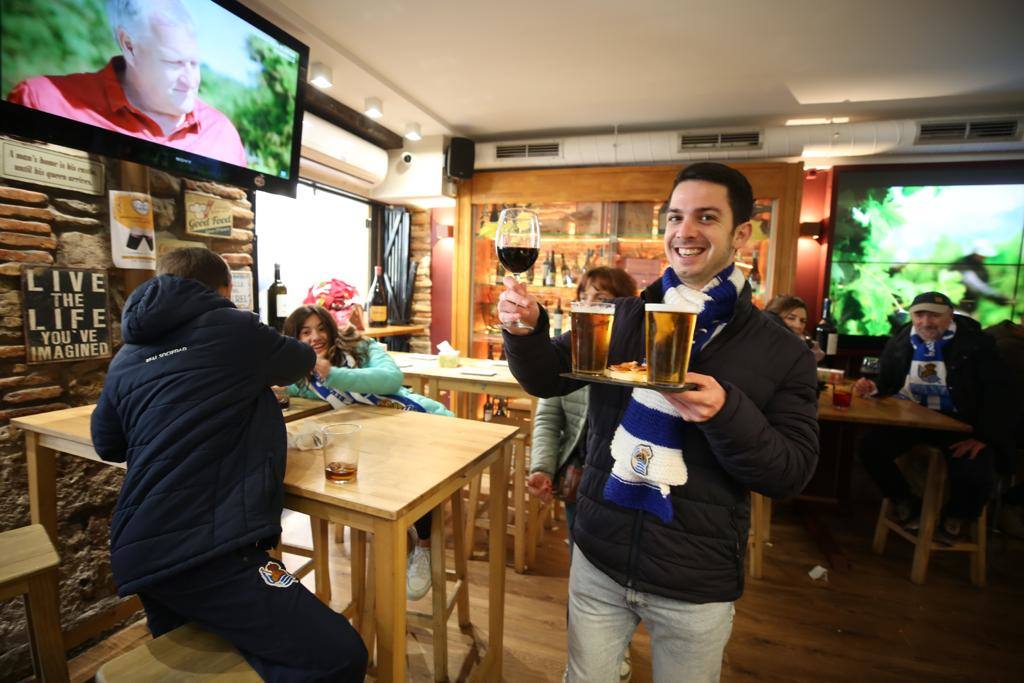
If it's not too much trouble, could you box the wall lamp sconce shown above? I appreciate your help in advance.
[800,220,825,242]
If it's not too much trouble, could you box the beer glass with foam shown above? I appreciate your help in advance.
[645,303,698,386]
[570,301,615,375]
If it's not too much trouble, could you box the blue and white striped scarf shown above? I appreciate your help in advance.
[308,351,426,412]
[602,265,746,522]
[898,322,956,413]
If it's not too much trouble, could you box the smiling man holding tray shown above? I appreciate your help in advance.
[499,162,819,683]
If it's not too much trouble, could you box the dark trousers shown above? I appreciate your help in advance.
[413,514,431,541]
[858,427,994,519]
[139,547,367,683]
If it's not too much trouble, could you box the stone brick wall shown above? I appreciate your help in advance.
[0,137,255,680]
[408,208,432,354]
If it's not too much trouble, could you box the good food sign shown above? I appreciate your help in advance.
[21,267,112,364]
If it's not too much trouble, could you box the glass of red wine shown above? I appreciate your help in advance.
[495,207,541,331]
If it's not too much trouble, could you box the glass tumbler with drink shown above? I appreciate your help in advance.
[320,423,362,484]
[495,208,541,331]
[645,303,698,386]
[570,301,615,375]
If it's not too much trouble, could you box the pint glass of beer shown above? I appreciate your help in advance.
[570,301,615,375]
[645,303,698,386]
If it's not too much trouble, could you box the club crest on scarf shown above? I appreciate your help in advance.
[631,444,654,477]
[602,265,746,523]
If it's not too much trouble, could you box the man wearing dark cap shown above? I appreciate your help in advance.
[854,291,1014,543]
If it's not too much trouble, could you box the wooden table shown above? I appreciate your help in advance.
[818,390,972,432]
[11,398,518,683]
[362,324,426,339]
[802,388,971,570]
[283,408,517,681]
[810,388,971,505]
[390,352,539,572]
[389,352,531,410]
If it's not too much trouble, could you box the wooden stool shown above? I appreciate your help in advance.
[464,432,530,572]
[349,492,472,681]
[872,446,987,586]
[95,623,260,682]
[0,525,68,683]
[747,493,771,579]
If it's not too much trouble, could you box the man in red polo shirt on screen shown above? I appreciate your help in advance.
[7,0,247,168]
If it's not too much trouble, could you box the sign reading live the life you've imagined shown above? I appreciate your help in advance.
[21,267,111,364]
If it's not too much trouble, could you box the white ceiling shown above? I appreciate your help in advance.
[253,0,1024,142]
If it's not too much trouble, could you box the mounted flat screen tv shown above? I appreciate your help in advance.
[827,163,1024,347]
[1,0,308,196]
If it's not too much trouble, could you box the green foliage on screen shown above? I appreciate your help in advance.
[830,185,1023,336]
[1,0,118,96]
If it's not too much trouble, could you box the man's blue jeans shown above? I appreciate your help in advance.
[567,546,734,683]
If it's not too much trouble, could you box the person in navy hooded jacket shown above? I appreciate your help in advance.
[91,248,367,683]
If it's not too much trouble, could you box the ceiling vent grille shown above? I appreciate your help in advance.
[917,119,1019,144]
[966,119,1018,140]
[679,130,761,150]
[495,142,562,159]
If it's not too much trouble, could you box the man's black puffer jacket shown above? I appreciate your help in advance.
[505,279,819,603]
[91,275,314,596]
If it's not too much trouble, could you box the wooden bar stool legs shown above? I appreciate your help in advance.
[0,525,68,683]
[349,492,472,681]
[873,447,987,586]
[747,492,770,579]
[464,433,531,573]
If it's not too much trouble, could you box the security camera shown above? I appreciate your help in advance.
[400,152,414,164]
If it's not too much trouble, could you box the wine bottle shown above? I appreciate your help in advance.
[494,398,507,418]
[494,258,505,285]
[552,298,563,337]
[815,297,839,356]
[267,263,288,331]
[368,265,389,328]
[750,251,762,291]
[543,250,556,287]
[483,395,494,422]
[560,253,572,286]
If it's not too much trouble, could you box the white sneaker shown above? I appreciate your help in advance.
[406,545,431,600]
[619,652,631,681]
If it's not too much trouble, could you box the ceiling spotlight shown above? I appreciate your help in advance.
[310,62,333,89]
[364,97,383,119]
[404,122,422,141]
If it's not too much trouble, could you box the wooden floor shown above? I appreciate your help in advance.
[70,503,1024,682]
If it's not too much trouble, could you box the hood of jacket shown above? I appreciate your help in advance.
[122,275,234,345]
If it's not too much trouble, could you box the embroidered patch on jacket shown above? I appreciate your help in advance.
[258,560,296,588]
[631,444,653,477]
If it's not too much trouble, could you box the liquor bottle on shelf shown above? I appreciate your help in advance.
[543,250,556,287]
[483,395,494,422]
[749,251,762,293]
[267,263,287,331]
[815,297,839,357]
[552,298,563,337]
[494,258,505,285]
[367,265,389,328]
[494,398,507,419]
[561,253,572,286]
[527,260,536,285]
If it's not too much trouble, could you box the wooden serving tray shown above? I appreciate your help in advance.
[559,372,697,392]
